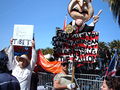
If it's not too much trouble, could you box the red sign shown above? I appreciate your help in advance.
[53,31,99,63]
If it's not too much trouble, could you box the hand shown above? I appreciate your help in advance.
[93,15,99,24]
[10,38,13,45]
[93,10,102,24]
[67,83,76,89]
[31,40,35,48]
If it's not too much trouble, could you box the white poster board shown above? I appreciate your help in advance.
[13,24,34,46]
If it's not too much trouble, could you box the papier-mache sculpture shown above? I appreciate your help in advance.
[52,0,102,63]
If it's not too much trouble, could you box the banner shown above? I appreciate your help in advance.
[52,30,99,63]
[13,24,34,46]
[14,46,32,59]
[36,50,62,74]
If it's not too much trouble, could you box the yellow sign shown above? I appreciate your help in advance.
[65,24,73,34]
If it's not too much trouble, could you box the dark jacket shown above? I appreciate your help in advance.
[0,73,20,90]
[69,22,94,33]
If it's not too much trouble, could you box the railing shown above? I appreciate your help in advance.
[77,78,103,90]
[37,72,54,90]
[75,74,103,90]
[75,73,101,80]
[37,72,103,90]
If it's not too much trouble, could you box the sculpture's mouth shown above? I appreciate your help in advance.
[71,8,88,15]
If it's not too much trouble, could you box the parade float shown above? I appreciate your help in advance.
[37,0,102,74]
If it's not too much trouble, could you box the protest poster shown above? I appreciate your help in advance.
[13,24,34,46]
[13,24,34,59]
[52,29,99,63]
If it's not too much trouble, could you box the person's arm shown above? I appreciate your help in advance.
[30,40,37,70]
[7,39,16,70]
[53,74,68,89]
[89,10,102,26]
[84,15,98,32]
[53,74,75,90]
[54,80,75,90]
[54,80,67,89]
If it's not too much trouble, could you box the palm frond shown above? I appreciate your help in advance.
[103,0,120,26]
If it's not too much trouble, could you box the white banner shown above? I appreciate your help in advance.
[13,24,34,46]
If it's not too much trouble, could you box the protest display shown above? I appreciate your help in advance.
[52,29,99,63]
[12,24,34,59]
[13,24,34,46]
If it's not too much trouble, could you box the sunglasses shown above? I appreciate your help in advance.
[61,63,69,67]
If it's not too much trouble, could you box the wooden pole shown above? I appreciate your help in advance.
[71,54,75,83]
[71,64,75,83]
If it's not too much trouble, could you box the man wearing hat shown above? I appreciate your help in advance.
[7,39,37,90]
[53,61,76,90]
[0,51,20,90]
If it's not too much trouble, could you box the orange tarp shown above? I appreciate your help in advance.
[36,50,62,74]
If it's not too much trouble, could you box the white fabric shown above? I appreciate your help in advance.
[67,83,75,89]
[89,22,94,26]
[7,45,37,90]
[54,73,72,86]
[54,73,76,90]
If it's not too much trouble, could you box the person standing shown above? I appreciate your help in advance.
[98,48,106,70]
[101,76,120,90]
[0,51,20,90]
[7,39,37,90]
[53,61,76,90]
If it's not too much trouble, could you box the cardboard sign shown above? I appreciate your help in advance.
[52,30,99,63]
[13,24,34,46]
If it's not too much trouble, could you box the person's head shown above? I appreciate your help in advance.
[61,61,69,73]
[0,51,9,72]
[101,76,120,90]
[68,0,94,25]
[16,54,30,69]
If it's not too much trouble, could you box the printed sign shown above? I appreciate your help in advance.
[13,24,34,46]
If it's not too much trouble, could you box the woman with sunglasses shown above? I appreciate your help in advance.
[53,61,76,90]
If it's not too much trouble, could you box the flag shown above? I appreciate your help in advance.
[105,50,118,76]
[36,50,62,73]
[63,14,67,31]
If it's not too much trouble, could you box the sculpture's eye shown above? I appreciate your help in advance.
[83,0,87,6]
[83,0,88,8]
[84,1,87,4]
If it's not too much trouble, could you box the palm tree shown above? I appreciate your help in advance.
[98,41,108,49]
[103,0,120,26]
[108,40,120,49]
[41,47,53,55]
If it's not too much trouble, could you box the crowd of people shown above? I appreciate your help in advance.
[97,48,112,70]
[0,40,120,90]
[74,47,114,76]
[1,0,120,89]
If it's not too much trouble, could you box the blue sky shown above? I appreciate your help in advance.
[0,0,120,50]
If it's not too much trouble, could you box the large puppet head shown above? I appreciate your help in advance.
[68,0,94,23]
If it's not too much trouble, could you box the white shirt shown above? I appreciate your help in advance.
[7,45,37,90]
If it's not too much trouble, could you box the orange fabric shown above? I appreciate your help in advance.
[63,14,67,31]
[36,50,62,74]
